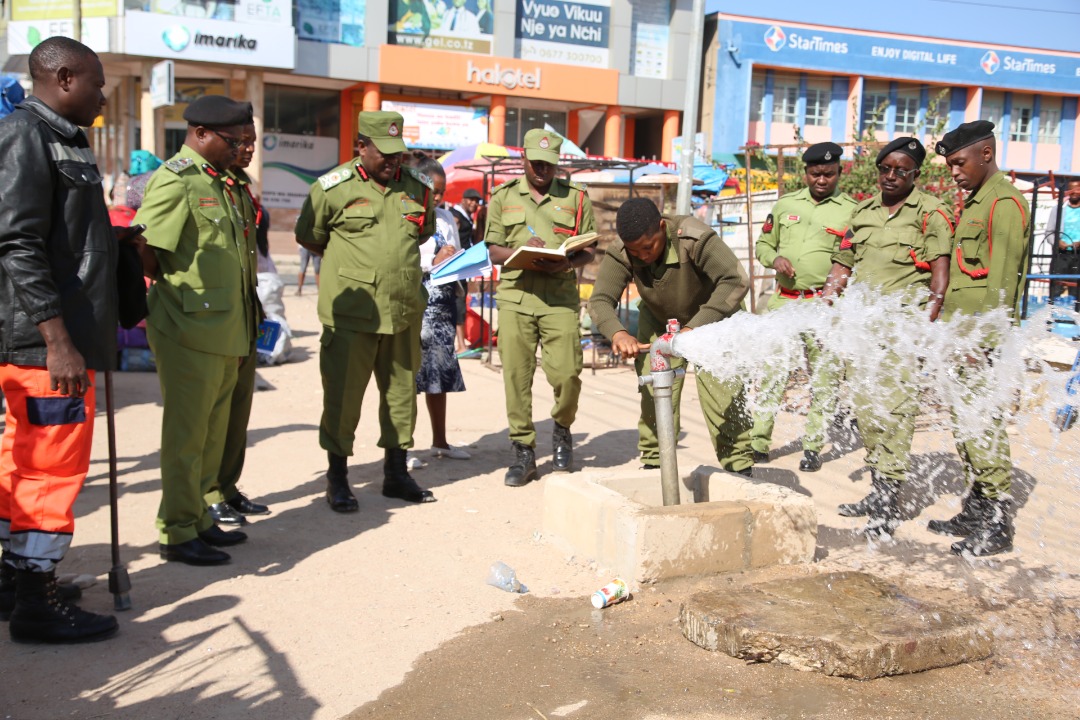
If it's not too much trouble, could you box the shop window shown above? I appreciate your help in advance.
[1038,97,1062,145]
[1010,94,1034,142]
[861,83,890,134]
[505,108,566,147]
[982,91,1005,140]
[804,79,830,127]
[749,77,765,123]
[894,89,920,135]
[771,74,799,124]
[265,85,340,138]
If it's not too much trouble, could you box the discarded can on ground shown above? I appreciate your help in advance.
[591,578,629,609]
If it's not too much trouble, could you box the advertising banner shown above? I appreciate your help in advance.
[124,11,297,69]
[732,20,1080,94]
[633,22,668,79]
[145,0,292,25]
[262,133,340,209]
[11,0,114,20]
[516,0,609,69]
[297,0,367,46]
[388,0,495,55]
[381,100,489,150]
[7,18,111,54]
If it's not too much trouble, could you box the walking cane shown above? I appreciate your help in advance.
[104,371,132,610]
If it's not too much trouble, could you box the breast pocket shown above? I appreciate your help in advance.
[551,207,577,236]
[848,227,873,262]
[956,226,986,264]
[892,227,922,264]
[57,162,102,189]
[342,203,376,234]
[401,198,425,238]
[195,205,231,247]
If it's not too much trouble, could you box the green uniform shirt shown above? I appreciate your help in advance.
[942,172,1030,322]
[229,167,261,314]
[588,215,749,339]
[832,188,953,301]
[136,145,256,357]
[295,159,435,334]
[486,176,596,315]
[756,187,856,292]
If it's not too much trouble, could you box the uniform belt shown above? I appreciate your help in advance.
[778,287,822,299]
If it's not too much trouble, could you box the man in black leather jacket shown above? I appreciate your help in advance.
[0,37,121,643]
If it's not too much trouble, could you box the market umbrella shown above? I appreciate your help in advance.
[439,142,521,168]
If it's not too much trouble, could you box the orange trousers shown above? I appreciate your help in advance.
[0,364,95,571]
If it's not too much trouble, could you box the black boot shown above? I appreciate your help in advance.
[799,450,822,472]
[927,490,986,537]
[752,450,770,464]
[951,497,1014,557]
[856,477,901,538]
[383,449,436,503]
[505,442,538,487]
[326,452,359,513]
[1,561,82,622]
[838,472,892,518]
[552,423,573,472]
[9,570,117,644]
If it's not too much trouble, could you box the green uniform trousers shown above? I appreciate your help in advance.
[205,345,256,506]
[852,350,917,485]
[635,313,753,472]
[951,362,1011,498]
[497,308,582,447]
[319,325,420,457]
[750,331,841,454]
[148,325,239,544]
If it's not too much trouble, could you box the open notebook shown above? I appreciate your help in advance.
[502,232,599,270]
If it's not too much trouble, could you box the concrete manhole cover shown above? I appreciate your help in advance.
[680,571,993,679]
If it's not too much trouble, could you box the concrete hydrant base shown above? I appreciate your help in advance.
[679,571,994,678]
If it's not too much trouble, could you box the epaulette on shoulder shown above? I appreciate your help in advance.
[566,179,587,192]
[491,178,517,194]
[855,195,877,212]
[674,215,713,241]
[164,157,194,173]
[404,166,433,189]
[317,166,353,191]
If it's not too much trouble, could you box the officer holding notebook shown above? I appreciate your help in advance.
[485,129,596,486]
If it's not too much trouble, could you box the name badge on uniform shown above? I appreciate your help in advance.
[787,214,800,222]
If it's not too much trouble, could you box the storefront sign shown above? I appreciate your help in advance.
[147,0,292,25]
[732,19,1080,94]
[123,11,297,69]
[7,18,111,54]
[516,0,609,68]
[382,100,489,149]
[380,45,618,104]
[388,0,495,55]
[634,22,668,79]
[297,0,367,46]
[262,133,340,209]
[150,61,175,109]
[11,0,114,20]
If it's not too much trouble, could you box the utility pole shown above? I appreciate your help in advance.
[72,0,81,41]
[675,0,706,215]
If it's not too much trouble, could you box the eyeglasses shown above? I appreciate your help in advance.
[210,129,244,151]
[877,164,915,179]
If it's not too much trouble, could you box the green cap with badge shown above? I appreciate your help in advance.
[358,110,407,154]
[523,128,562,165]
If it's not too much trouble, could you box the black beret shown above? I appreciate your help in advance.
[183,95,251,128]
[802,142,843,165]
[462,188,482,199]
[876,136,926,166]
[935,120,995,157]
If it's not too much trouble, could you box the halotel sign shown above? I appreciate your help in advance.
[123,11,296,69]
[466,60,542,91]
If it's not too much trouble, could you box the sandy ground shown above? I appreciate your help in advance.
[2,279,1078,720]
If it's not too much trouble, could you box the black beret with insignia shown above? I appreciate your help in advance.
[802,142,843,166]
[935,120,995,157]
[876,136,926,166]
[183,95,252,129]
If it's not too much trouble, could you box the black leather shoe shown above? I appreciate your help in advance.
[505,442,538,487]
[928,492,985,537]
[226,493,270,516]
[198,525,248,547]
[208,502,247,526]
[552,423,574,472]
[735,467,753,477]
[950,498,1014,557]
[383,449,436,503]
[326,453,359,513]
[799,450,822,472]
[159,538,231,566]
[752,450,769,463]
[639,463,659,471]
